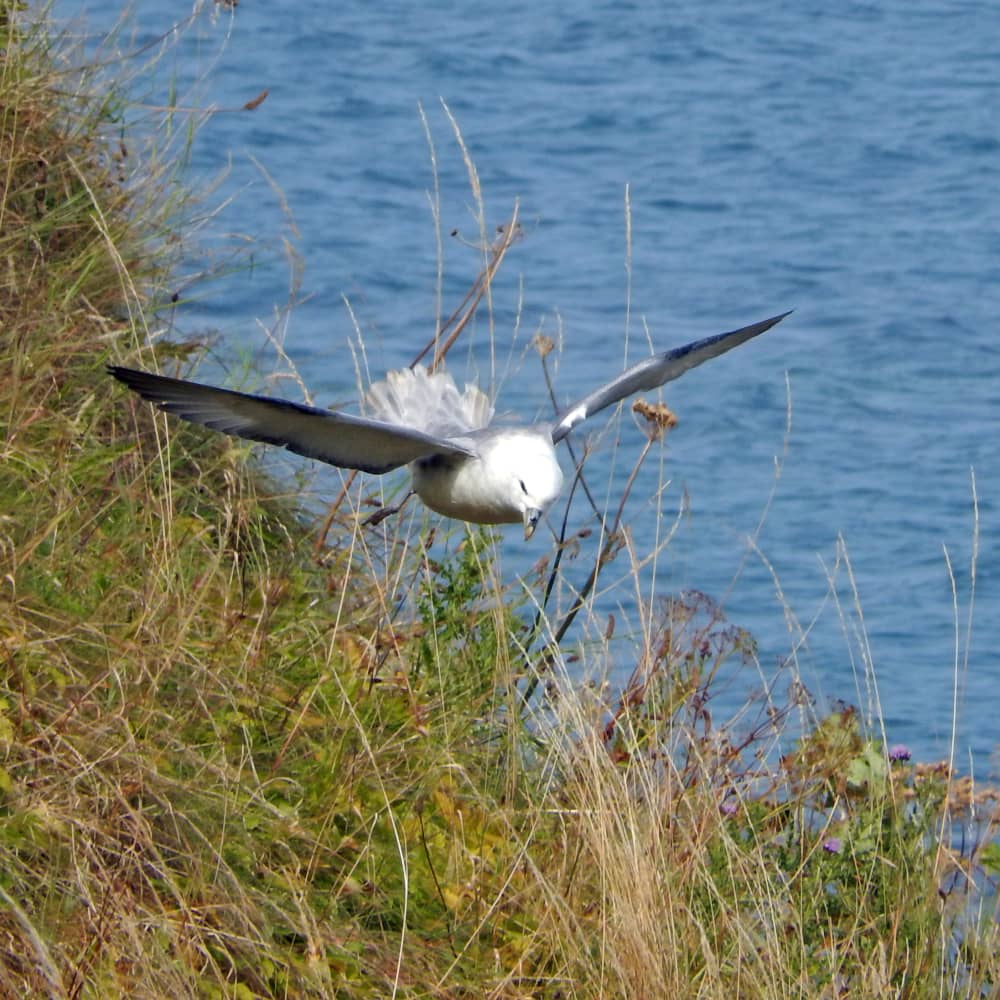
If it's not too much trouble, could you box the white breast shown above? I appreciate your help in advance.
[411,429,562,526]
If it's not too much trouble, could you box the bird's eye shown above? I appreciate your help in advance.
[519,479,528,494]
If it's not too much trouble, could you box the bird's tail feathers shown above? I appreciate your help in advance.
[364,366,493,438]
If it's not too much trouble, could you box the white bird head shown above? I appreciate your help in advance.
[486,431,564,539]
[407,427,563,538]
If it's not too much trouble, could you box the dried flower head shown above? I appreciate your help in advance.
[534,334,555,359]
[632,398,678,441]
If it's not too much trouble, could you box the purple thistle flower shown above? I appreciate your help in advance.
[822,837,842,854]
[720,801,739,817]
[889,744,912,762]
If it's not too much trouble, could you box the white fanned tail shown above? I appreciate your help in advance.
[364,366,494,439]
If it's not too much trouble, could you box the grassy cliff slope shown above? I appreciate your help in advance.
[2,8,998,998]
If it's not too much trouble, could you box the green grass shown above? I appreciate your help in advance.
[2,6,999,998]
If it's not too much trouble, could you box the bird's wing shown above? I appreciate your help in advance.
[109,367,476,474]
[549,311,791,444]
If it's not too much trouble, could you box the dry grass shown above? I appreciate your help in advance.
[2,6,999,998]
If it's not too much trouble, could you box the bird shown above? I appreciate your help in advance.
[109,310,789,539]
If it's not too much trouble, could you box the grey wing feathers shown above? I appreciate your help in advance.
[550,311,790,444]
[108,367,476,475]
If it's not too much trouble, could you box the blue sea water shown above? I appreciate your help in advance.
[59,1,999,775]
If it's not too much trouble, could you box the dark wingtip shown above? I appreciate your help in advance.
[107,364,139,383]
[734,309,792,342]
[106,366,180,405]
[109,364,181,387]
[762,309,794,330]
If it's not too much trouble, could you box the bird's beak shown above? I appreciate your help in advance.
[523,508,542,540]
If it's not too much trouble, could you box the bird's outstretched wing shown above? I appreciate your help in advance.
[549,311,791,444]
[108,367,476,474]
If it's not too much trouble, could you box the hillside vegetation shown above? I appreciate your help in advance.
[2,8,998,997]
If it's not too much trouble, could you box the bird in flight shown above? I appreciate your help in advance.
[109,311,789,539]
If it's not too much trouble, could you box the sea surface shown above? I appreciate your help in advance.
[58,1,999,775]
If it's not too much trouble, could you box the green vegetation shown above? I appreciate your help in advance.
[2,7,998,997]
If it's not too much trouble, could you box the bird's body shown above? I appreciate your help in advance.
[410,427,563,527]
[110,311,789,538]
